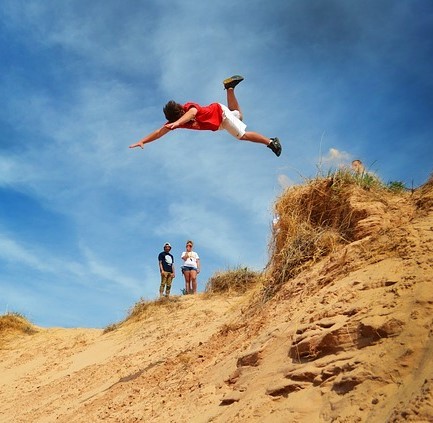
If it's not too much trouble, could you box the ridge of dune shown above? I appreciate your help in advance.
[1,175,433,422]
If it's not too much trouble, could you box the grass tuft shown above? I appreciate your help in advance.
[205,266,261,296]
[103,296,181,332]
[264,168,406,297]
[0,312,37,336]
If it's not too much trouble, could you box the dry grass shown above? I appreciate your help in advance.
[265,168,404,295]
[415,173,433,212]
[0,312,36,337]
[204,267,262,296]
[104,297,182,332]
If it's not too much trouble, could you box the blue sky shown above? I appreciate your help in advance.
[1,0,432,328]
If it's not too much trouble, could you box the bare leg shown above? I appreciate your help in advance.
[184,271,191,294]
[224,78,281,156]
[190,270,198,294]
[241,131,271,146]
[226,88,243,120]
[227,88,269,146]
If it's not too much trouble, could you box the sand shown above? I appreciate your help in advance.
[1,182,433,422]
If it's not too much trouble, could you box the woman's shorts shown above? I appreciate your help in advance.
[218,104,247,139]
[182,265,197,272]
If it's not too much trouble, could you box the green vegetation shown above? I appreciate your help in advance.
[387,180,408,193]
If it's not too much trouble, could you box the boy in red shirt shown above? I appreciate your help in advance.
[129,75,282,157]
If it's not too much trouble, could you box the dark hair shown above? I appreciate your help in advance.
[163,100,185,122]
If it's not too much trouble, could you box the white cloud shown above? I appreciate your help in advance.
[320,148,352,169]
[277,174,294,189]
[81,246,144,295]
[0,233,51,272]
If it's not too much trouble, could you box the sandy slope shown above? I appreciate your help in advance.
[1,186,433,422]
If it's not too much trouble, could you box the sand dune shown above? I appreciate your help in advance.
[1,175,432,422]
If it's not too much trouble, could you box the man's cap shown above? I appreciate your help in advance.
[164,242,171,248]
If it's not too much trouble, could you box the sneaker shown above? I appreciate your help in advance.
[267,137,282,157]
[223,75,244,90]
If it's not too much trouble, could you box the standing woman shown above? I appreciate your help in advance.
[181,240,200,294]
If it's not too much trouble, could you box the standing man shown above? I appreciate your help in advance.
[158,242,175,298]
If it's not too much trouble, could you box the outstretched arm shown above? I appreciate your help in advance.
[129,125,171,149]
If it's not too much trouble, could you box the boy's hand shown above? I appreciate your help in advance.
[129,142,144,149]
[164,122,178,130]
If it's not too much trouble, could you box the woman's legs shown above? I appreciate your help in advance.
[190,270,198,294]
[183,270,191,294]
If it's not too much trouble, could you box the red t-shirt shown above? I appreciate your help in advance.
[179,102,223,131]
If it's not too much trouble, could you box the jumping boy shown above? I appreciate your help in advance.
[128,75,282,157]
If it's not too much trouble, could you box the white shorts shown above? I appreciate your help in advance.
[218,103,247,139]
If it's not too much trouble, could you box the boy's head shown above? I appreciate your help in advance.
[351,159,365,174]
[163,100,185,122]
